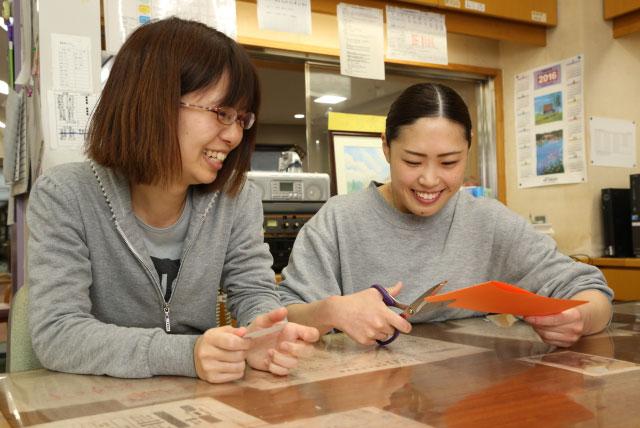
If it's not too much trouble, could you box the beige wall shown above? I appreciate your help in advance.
[500,0,640,256]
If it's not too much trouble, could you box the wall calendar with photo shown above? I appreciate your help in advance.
[514,55,587,188]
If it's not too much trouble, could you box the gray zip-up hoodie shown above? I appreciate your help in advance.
[27,162,280,378]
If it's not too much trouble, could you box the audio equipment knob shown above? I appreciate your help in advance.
[305,184,322,201]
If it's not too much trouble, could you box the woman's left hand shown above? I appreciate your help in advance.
[245,307,320,375]
[524,307,585,347]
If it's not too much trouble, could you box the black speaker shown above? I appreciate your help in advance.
[602,188,632,257]
[631,174,640,257]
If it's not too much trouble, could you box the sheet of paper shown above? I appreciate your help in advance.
[426,281,587,316]
[3,89,25,184]
[385,6,448,65]
[51,33,93,93]
[258,0,311,35]
[608,321,640,335]
[337,3,385,80]
[447,317,545,343]
[244,322,286,339]
[613,301,640,316]
[589,116,636,168]
[447,317,635,344]
[0,370,235,412]
[35,397,265,428]
[271,407,432,427]
[104,0,237,53]
[153,0,237,39]
[240,333,486,390]
[520,351,640,376]
[47,91,99,150]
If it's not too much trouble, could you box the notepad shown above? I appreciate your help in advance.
[425,281,587,316]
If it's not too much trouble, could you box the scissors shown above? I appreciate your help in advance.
[371,281,450,345]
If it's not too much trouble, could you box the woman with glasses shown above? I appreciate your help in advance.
[27,18,318,383]
[278,83,612,348]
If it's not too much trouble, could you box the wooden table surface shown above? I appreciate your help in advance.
[0,302,638,427]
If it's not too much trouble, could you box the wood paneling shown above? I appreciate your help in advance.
[404,0,557,26]
[240,0,548,46]
[591,258,640,301]
[612,8,640,37]
[604,0,640,19]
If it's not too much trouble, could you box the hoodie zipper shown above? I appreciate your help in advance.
[114,222,170,330]
[114,198,218,333]
[92,161,220,333]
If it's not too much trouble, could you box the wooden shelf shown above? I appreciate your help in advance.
[240,0,552,47]
[589,257,640,301]
[604,0,640,19]
[603,0,640,38]
[591,257,640,268]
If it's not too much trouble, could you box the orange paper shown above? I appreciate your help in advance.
[425,281,587,316]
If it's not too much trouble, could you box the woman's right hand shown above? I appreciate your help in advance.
[326,281,412,345]
[194,326,250,383]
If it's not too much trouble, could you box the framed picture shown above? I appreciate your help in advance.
[329,131,390,195]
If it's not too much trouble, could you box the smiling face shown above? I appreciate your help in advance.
[176,74,245,189]
[382,117,469,217]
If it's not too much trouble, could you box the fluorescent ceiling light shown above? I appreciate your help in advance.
[314,95,347,104]
[0,80,8,95]
[0,121,5,128]
[294,113,305,119]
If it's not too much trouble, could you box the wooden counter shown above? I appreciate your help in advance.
[591,257,640,301]
[0,306,638,427]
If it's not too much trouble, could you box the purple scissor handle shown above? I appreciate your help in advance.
[371,281,449,346]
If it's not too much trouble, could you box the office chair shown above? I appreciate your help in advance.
[7,285,42,372]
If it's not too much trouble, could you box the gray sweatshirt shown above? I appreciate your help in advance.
[28,162,280,378]
[279,183,612,322]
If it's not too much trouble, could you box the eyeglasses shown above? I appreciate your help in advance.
[180,101,256,130]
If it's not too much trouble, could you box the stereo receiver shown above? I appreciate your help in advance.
[247,171,330,202]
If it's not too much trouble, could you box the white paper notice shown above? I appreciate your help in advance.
[272,407,432,427]
[520,351,640,377]
[514,55,587,188]
[241,333,486,390]
[47,91,98,150]
[51,34,93,93]
[337,3,385,80]
[589,117,637,168]
[258,0,311,35]
[104,0,237,53]
[35,397,266,428]
[154,0,237,40]
[385,6,448,65]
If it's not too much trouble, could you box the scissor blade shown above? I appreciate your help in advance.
[410,299,456,315]
[404,281,449,317]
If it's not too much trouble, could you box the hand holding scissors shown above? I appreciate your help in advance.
[371,281,449,345]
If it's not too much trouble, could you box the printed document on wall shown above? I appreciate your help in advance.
[51,34,93,93]
[104,0,237,53]
[258,0,311,35]
[589,117,636,168]
[47,91,98,150]
[514,55,587,188]
[385,6,448,65]
[337,3,385,80]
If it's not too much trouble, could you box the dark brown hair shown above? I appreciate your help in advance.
[385,83,472,148]
[86,17,260,195]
